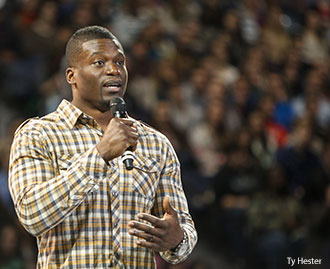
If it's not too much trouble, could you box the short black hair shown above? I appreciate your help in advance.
[65,25,118,67]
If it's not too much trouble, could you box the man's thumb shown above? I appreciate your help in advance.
[163,196,175,215]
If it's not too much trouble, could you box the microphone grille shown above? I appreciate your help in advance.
[109,97,127,117]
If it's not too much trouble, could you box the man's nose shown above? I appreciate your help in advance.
[105,62,119,75]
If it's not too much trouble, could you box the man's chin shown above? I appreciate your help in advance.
[97,100,112,112]
[105,93,126,103]
[104,91,125,100]
[99,96,122,112]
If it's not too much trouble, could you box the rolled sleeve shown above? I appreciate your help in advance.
[161,225,198,264]
[152,137,198,264]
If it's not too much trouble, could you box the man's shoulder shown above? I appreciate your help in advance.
[14,111,61,137]
[136,120,176,150]
[136,120,166,139]
[15,117,40,134]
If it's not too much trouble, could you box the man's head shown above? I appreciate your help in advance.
[65,25,119,67]
[65,25,128,113]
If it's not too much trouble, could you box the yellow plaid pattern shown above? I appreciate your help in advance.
[9,99,197,268]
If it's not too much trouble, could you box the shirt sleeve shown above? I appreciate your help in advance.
[152,136,198,264]
[8,126,110,237]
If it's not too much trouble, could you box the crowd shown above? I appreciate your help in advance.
[0,0,330,268]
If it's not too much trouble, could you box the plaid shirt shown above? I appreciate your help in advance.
[9,99,197,268]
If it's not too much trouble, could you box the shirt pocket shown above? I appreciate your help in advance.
[57,153,81,174]
[130,155,160,201]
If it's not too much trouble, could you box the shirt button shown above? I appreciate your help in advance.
[112,191,118,197]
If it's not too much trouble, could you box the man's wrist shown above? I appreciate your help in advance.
[171,230,188,254]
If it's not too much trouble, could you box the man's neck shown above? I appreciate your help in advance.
[92,110,112,131]
[71,100,112,131]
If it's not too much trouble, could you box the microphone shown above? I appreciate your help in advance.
[109,97,134,170]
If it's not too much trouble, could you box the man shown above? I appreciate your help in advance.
[9,25,197,268]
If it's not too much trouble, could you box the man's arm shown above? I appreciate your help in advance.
[128,136,197,264]
[152,159,197,264]
[8,127,109,237]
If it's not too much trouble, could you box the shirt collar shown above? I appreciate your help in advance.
[57,99,145,133]
[57,99,84,129]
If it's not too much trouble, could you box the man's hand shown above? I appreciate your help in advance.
[96,117,138,163]
[128,196,184,252]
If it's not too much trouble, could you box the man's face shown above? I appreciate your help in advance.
[67,38,128,112]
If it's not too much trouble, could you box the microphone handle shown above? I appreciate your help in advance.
[122,147,134,170]
[114,111,134,170]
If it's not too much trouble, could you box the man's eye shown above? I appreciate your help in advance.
[116,60,124,66]
[94,60,105,66]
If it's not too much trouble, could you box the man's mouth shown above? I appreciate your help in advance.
[103,81,122,93]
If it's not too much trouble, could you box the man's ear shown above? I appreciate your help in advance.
[66,67,76,85]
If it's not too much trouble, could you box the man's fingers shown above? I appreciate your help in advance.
[120,118,136,127]
[128,130,139,140]
[137,213,165,228]
[124,123,138,150]
[136,238,157,250]
[129,221,157,233]
[129,229,161,243]
[128,229,162,252]
[128,220,165,237]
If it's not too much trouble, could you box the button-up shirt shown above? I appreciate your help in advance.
[9,99,197,268]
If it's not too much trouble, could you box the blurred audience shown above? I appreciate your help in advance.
[247,164,306,269]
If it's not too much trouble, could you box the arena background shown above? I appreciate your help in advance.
[0,0,330,268]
